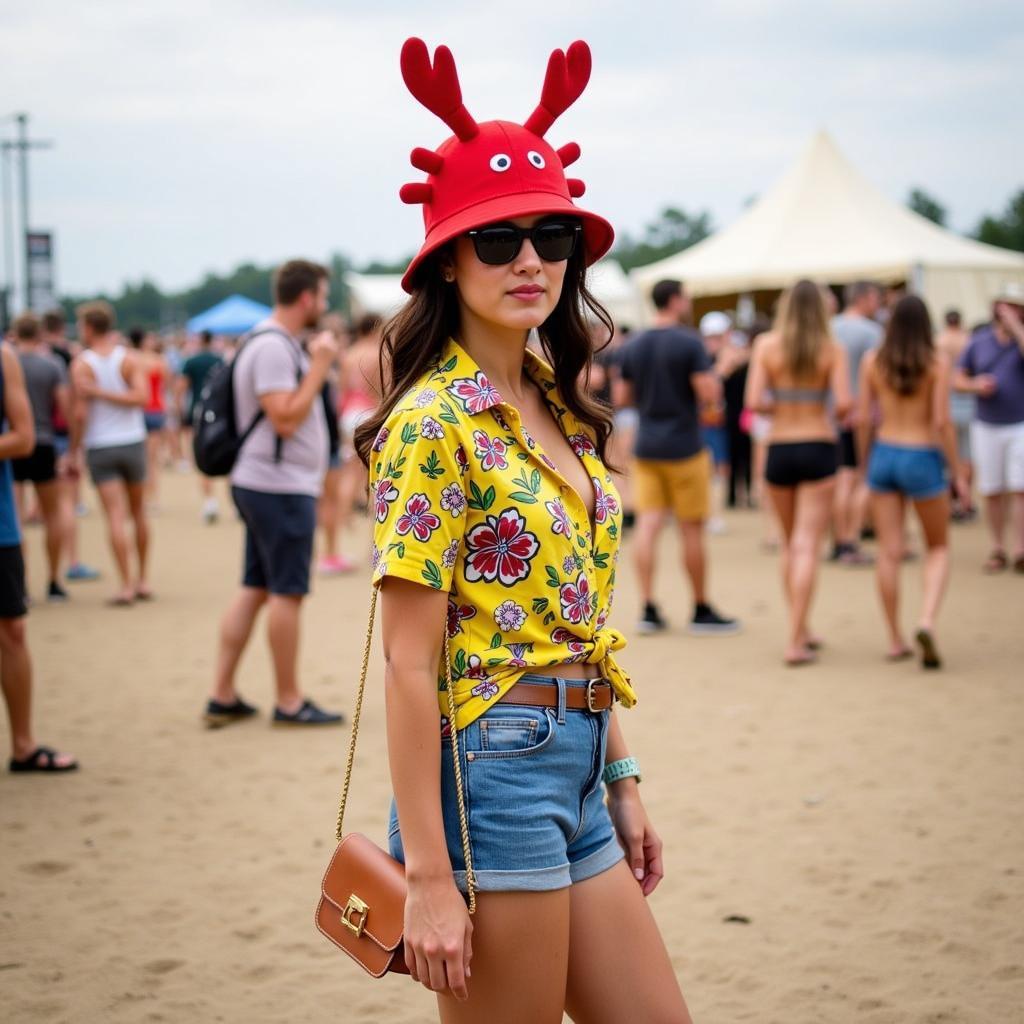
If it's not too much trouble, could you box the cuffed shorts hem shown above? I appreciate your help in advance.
[633,450,711,521]
[449,835,624,893]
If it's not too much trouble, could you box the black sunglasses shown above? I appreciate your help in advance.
[466,219,582,266]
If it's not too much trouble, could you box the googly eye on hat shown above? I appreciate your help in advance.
[397,37,615,293]
[699,311,732,336]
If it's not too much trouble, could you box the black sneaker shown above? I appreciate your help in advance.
[272,698,345,727]
[203,696,259,729]
[637,602,667,634]
[47,580,69,602]
[688,603,741,636]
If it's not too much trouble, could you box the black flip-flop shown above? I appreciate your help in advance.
[203,697,259,728]
[9,746,79,774]
[915,629,942,670]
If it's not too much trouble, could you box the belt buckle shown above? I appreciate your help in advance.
[585,679,602,713]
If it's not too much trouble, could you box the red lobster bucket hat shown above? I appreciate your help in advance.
[398,37,615,293]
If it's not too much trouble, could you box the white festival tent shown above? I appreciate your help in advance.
[631,132,1024,326]
[346,259,644,329]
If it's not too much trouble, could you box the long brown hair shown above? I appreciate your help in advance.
[877,294,934,396]
[355,244,614,466]
[774,279,831,379]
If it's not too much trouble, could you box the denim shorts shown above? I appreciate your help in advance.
[867,442,947,500]
[387,675,625,892]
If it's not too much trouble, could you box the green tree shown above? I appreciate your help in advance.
[974,189,1024,253]
[907,188,947,226]
[612,206,713,272]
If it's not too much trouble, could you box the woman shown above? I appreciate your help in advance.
[935,308,975,520]
[129,329,170,507]
[353,38,691,1024]
[745,280,851,665]
[858,295,964,669]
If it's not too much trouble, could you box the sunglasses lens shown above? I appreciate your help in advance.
[533,221,579,262]
[472,227,521,265]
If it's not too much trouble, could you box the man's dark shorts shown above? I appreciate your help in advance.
[231,486,315,596]
[12,443,57,484]
[0,544,28,619]
[838,428,858,470]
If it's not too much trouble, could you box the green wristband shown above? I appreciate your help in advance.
[603,756,641,786]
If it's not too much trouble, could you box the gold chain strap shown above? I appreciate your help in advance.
[334,586,477,915]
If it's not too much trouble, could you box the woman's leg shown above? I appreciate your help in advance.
[564,859,692,1024]
[871,491,907,656]
[785,477,835,660]
[913,493,950,633]
[437,889,571,1024]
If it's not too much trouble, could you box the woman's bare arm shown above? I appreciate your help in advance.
[379,576,473,1001]
[830,342,853,421]
[932,354,960,484]
[855,352,875,469]
[743,334,774,415]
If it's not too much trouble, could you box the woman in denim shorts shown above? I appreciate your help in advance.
[858,295,967,670]
[352,37,692,1024]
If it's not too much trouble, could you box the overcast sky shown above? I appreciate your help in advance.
[2,0,1022,297]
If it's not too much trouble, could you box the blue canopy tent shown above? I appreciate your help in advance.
[187,294,271,335]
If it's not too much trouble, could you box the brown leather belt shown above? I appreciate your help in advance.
[499,679,615,713]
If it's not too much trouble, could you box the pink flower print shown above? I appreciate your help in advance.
[465,655,499,700]
[559,573,594,625]
[544,498,572,537]
[540,453,556,470]
[446,598,476,638]
[595,607,608,630]
[493,600,527,632]
[370,544,382,570]
[451,372,501,414]
[592,476,619,525]
[550,626,587,656]
[439,482,466,517]
[454,444,469,475]
[414,388,437,408]
[371,426,389,453]
[504,642,531,668]
[440,715,452,739]
[521,427,537,450]
[464,508,540,587]
[568,432,597,458]
[441,538,459,570]
[472,430,508,471]
[374,478,399,522]
[395,493,441,542]
[420,416,444,440]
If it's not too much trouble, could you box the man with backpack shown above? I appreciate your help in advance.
[204,259,344,728]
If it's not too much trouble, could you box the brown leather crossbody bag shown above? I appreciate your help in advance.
[315,587,477,977]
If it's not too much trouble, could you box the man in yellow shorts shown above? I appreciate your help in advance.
[618,280,741,635]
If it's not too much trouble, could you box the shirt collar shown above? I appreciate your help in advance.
[441,338,561,417]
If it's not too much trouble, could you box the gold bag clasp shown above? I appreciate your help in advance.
[342,894,369,937]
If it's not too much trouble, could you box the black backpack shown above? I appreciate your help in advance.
[192,327,340,477]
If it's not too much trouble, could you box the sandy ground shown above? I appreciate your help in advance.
[1,468,1022,1024]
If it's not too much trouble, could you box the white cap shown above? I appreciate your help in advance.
[994,281,1024,305]
[699,311,732,336]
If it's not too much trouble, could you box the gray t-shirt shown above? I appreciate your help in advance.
[831,313,882,395]
[619,326,712,460]
[229,321,328,497]
[18,348,67,445]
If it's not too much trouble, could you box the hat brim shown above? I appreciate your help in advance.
[401,192,614,293]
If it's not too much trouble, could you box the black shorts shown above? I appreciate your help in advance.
[765,441,839,488]
[838,429,858,469]
[12,443,57,484]
[0,544,28,619]
[231,486,315,596]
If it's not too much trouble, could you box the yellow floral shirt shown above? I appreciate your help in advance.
[369,338,637,731]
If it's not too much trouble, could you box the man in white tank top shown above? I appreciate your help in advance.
[69,301,151,606]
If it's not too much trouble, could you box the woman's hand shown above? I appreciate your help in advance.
[404,876,473,1001]
[607,780,664,897]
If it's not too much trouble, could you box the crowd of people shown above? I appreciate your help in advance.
[2,262,1022,774]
